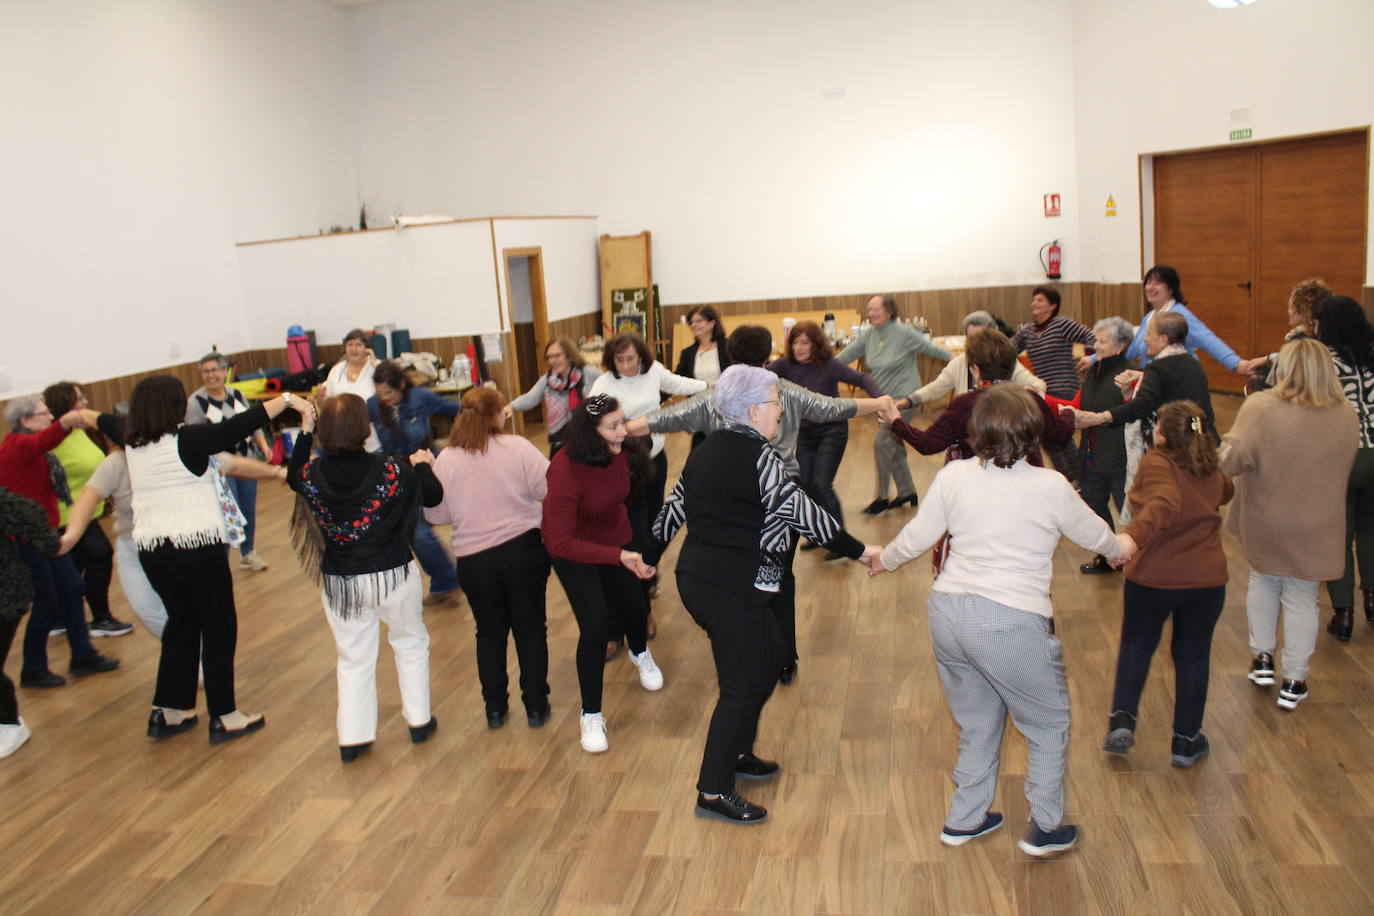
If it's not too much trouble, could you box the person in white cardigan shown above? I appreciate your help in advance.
[590,333,706,649]
[896,311,1046,410]
[869,386,1134,858]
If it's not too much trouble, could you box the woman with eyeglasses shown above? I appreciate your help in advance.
[542,394,661,754]
[509,337,601,457]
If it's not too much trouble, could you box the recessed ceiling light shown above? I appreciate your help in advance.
[1207,0,1256,8]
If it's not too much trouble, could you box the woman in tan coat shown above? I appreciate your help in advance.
[1221,338,1358,710]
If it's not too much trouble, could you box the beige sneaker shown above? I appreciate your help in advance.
[239,551,268,571]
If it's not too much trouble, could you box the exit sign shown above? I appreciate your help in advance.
[1229,128,1252,141]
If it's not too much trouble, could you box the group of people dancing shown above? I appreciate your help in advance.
[4,271,1372,863]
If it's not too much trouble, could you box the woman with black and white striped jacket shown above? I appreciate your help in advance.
[652,365,878,825]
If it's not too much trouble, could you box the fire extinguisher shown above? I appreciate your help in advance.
[1040,240,1063,280]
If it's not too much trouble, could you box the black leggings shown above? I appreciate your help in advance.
[140,541,239,716]
[551,557,647,714]
[454,529,550,713]
[1110,580,1226,737]
[0,616,20,724]
[69,520,115,623]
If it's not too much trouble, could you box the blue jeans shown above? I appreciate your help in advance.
[227,476,257,556]
[20,544,96,674]
[413,518,459,595]
[797,421,849,526]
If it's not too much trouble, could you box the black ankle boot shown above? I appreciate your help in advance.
[1328,607,1354,641]
[1363,590,1374,623]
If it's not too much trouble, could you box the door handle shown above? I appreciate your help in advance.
[1237,281,1253,294]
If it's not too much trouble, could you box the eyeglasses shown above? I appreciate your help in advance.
[758,399,784,411]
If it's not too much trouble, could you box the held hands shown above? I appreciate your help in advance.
[619,550,656,580]
[1113,369,1142,394]
[1075,355,1095,374]
[57,528,79,556]
[296,398,317,432]
[861,544,887,577]
[58,409,86,431]
[408,449,434,466]
[877,396,901,426]
[1110,533,1137,568]
[1234,356,1266,377]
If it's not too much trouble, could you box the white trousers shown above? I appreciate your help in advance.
[323,563,430,746]
[115,533,168,639]
[1245,569,1320,681]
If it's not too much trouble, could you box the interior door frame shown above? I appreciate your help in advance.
[502,246,548,435]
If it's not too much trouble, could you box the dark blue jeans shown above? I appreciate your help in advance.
[413,518,460,595]
[20,544,96,675]
[1079,466,1125,531]
[226,476,257,556]
[797,421,849,526]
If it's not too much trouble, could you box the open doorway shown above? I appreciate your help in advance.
[503,247,549,432]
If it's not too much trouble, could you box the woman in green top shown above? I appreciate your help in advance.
[42,382,132,637]
[837,295,951,514]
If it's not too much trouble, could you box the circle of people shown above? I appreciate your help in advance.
[2,265,1370,859]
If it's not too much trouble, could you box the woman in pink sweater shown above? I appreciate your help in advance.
[425,387,552,730]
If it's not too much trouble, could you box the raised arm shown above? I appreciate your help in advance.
[650,362,709,397]
[905,358,960,407]
[643,389,714,435]
[508,375,549,413]
[756,447,865,558]
[877,473,951,570]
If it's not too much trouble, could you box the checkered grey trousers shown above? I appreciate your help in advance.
[928,590,1070,833]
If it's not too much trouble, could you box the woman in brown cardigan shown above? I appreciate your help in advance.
[1221,339,1357,709]
[1104,401,1233,768]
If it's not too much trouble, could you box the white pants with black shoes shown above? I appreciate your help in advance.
[323,563,430,746]
[928,590,1070,834]
[1245,570,1320,681]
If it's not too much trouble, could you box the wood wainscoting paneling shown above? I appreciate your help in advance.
[548,310,604,346]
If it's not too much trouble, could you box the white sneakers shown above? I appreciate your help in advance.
[580,712,608,753]
[630,648,664,691]
[0,718,31,759]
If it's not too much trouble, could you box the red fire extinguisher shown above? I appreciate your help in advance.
[1040,240,1063,280]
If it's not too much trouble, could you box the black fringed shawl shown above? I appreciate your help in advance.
[287,433,443,618]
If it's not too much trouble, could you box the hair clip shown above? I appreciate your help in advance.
[585,394,610,417]
[1189,416,1202,435]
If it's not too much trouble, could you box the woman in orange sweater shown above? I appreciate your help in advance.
[1104,400,1233,768]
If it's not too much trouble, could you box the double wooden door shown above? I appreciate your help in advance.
[1153,129,1368,393]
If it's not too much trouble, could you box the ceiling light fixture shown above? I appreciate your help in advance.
[1207,0,1256,8]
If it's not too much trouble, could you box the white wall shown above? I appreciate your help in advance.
[490,218,601,322]
[0,0,357,396]
[1072,0,1374,284]
[345,0,1082,306]
[236,220,502,346]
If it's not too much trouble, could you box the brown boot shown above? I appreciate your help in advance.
[1328,607,1354,641]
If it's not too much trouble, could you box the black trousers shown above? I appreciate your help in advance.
[454,529,550,713]
[139,541,239,716]
[0,615,20,724]
[612,449,668,639]
[772,538,801,663]
[797,421,849,526]
[1110,580,1226,737]
[551,556,647,714]
[1079,466,1126,532]
[69,519,115,623]
[679,572,781,794]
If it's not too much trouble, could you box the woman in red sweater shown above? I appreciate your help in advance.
[1105,400,1233,768]
[543,395,661,753]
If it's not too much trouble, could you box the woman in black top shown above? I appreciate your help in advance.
[676,306,731,452]
[125,376,299,744]
[654,365,877,824]
[289,394,443,762]
[1072,316,1133,574]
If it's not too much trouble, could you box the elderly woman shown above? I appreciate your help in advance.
[1222,339,1356,707]
[543,395,661,754]
[837,294,951,514]
[767,320,882,546]
[42,381,131,636]
[426,387,551,729]
[367,360,462,606]
[187,351,273,571]
[654,365,876,824]
[1104,402,1232,767]
[509,337,601,457]
[0,490,60,759]
[871,386,1131,857]
[1062,316,1135,573]
[289,394,440,761]
[1314,295,1374,638]
[0,395,118,688]
[125,377,299,743]
[898,311,1046,409]
[1009,287,1094,481]
[1248,278,1332,390]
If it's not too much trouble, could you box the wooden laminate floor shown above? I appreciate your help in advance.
[6,396,1374,915]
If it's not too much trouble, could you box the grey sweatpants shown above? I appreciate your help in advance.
[1246,570,1320,681]
[928,590,1070,833]
[874,408,918,500]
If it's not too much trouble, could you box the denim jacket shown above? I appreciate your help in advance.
[367,387,459,455]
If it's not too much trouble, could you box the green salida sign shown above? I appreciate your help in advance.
[1229,128,1253,141]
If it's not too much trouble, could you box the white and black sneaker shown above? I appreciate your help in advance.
[1277,679,1307,710]
[1248,652,1275,686]
[90,618,134,638]
[940,812,1004,847]
[1018,823,1078,857]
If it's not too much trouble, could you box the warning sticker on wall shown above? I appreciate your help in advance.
[1043,193,1061,218]
[1105,194,1118,218]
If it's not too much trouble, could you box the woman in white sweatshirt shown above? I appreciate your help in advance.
[870,386,1133,859]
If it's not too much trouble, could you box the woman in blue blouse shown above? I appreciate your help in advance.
[367,362,462,606]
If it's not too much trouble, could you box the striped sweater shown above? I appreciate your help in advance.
[1011,315,1094,399]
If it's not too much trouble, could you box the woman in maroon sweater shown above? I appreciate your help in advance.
[543,395,660,754]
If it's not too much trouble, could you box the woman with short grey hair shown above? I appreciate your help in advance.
[1072,316,1136,573]
[899,312,1046,410]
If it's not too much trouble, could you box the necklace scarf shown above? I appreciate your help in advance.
[544,367,584,431]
